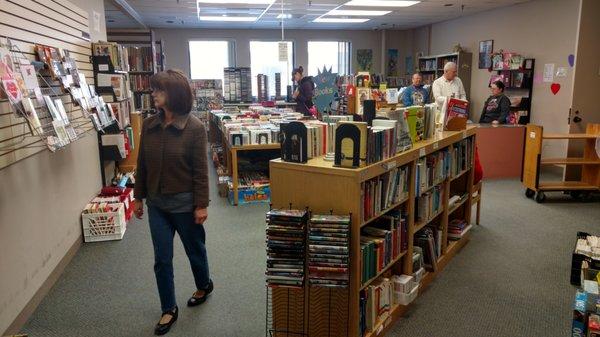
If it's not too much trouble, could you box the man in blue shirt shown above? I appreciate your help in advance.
[402,73,429,106]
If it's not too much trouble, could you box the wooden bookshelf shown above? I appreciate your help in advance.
[269,125,477,337]
[417,51,472,97]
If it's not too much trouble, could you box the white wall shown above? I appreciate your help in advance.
[424,0,581,158]
[0,0,105,334]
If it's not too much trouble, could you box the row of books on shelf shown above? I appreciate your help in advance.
[234,172,269,188]
[421,73,436,85]
[360,210,408,284]
[415,137,473,196]
[265,209,351,288]
[127,46,154,72]
[361,165,410,221]
[450,138,474,178]
[92,42,129,72]
[359,273,419,336]
[416,150,450,196]
[134,93,153,111]
[419,59,437,71]
[130,74,151,92]
[489,71,530,89]
[416,185,444,224]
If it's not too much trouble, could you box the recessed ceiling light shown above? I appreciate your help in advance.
[199,16,258,21]
[277,13,292,19]
[197,0,273,3]
[345,0,420,7]
[444,3,454,6]
[326,9,391,16]
[313,17,370,23]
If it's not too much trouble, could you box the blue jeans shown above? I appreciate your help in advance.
[148,206,210,312]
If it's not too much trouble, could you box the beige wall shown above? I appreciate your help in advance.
[423,0,581,158]
[0,0,105,334]
[154,28,387,77]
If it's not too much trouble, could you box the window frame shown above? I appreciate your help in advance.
[248,39,296,99]
[187,39,236,80]
[307,40,352,76]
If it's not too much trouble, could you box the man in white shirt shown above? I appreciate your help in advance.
[432,62,466,101]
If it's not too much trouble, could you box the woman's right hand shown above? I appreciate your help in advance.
[134,199,144,219]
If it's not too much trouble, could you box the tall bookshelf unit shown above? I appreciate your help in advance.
[418,51,472,98]
[269,126,477,337]
[107,30,165,112]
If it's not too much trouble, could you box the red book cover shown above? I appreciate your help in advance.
[445,98,469,126]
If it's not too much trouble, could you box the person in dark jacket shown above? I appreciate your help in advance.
[134,69,213,336]
[479,80,511,124]
[292,66,315,116]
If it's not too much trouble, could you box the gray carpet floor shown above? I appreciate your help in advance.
[21,165,600,337]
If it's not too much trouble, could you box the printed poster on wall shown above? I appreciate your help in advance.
[405,56,413,75]
[356,49,373,72]
[386,49,398,77]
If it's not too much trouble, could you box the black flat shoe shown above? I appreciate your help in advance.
[187,280,214,307]
[154,306,178,336]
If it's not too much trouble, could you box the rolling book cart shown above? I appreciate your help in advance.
[522,123,600,202]
[269,126,477,337]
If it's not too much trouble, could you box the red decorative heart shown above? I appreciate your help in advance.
[551,83,560,95]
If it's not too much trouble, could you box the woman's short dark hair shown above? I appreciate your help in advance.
[492,80,505,92]
[292,66,304,77]
[150,69,193,115]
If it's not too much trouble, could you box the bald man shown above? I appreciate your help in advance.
[432,62,466,101]
[402,73,430,106]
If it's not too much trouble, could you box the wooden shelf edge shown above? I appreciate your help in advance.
[543,133,598,139]
[414,208,444,232]
[540,158,600,165]
[538,181,598,191]
[361,196,409,228]
[363,303,410,337]
[360,251,407,291]
[448,196,469,215]
[450,168,471,182]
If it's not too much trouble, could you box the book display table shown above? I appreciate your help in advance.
[268,126,478,337]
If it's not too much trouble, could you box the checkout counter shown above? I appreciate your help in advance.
[475,124,525,179]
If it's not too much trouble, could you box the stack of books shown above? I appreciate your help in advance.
[448,219,471,240]
[265,209,308,287]
[307,214,351,287]
[361,165,409,221]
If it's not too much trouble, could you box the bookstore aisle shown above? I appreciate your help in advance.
[21,166,600,337]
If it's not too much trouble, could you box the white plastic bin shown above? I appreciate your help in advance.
[81,203,126,242]
[394,284,419,306]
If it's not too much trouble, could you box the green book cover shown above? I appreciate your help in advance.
[406,106,425,143]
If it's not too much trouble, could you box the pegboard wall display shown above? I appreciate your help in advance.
[0,0,118,170]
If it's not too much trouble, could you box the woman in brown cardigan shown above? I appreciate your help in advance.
[133,69,212,335]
